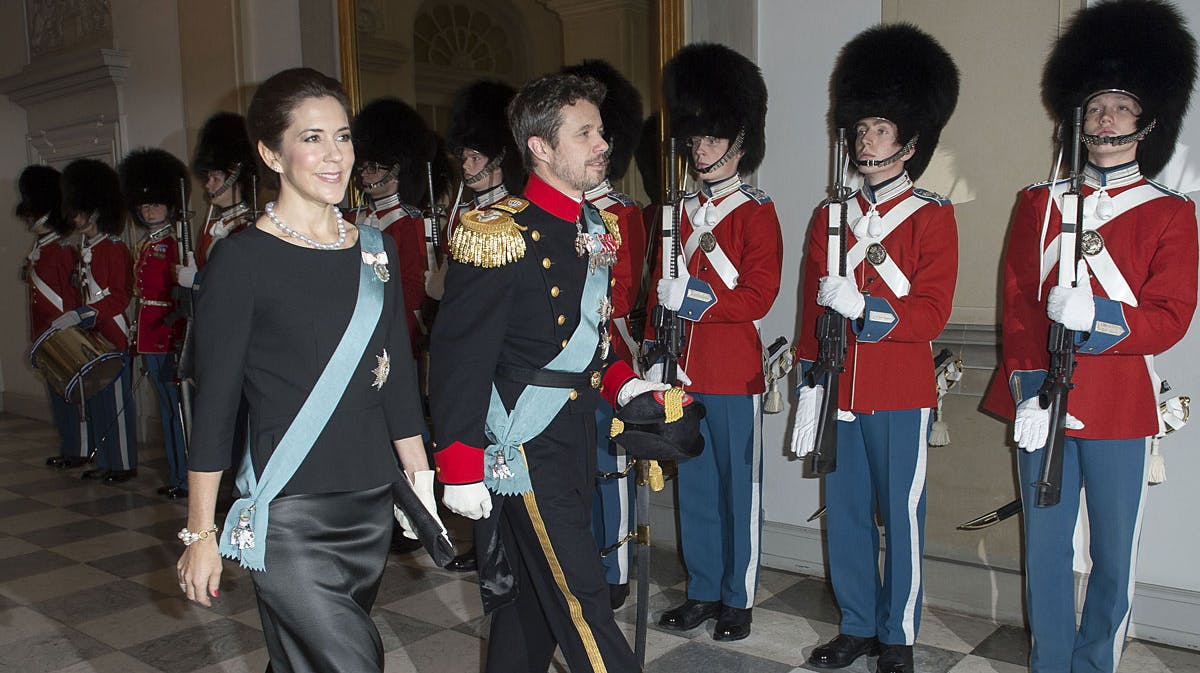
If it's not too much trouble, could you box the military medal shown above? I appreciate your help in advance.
[230,506,255,550]
[491,453,515,481]
[699,231,717,253]
[866,242,888,265]
[1080,230,1104,256]
[371,349,390,390]
[597,297,613,359]
[361,250,390,282]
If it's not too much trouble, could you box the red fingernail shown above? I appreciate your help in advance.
[212,590,219,597]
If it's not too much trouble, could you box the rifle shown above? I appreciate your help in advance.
[803,128,850,475]
[641,138,686,383]
[424,161,444,270]
[1033,107,1085,507]
[171,177,196,450]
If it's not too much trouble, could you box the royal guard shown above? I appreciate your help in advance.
[351,97,436,358]
[647,43,782,642]
[120,148,190,498]
[445,80,527,237]
[981,2,1197,671]
[560,59,646,609]
[18,165,86,468]
[188,112,257,271]
[792,25,959,673]
[429,72,668,673]
[56,159,138,483]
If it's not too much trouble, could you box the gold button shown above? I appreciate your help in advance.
[557,314,566,325]
[610,278,617,287]
[561,339,568,348]
[569,389,578,401]
[531,230,541,241]
[542,257,551,269]
[550,286,560,297]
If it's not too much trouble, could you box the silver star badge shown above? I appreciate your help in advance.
[371,349,390,390]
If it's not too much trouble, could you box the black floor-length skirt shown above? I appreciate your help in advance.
[250,482,394,673]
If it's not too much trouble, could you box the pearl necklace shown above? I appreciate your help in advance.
[266,201,347,250]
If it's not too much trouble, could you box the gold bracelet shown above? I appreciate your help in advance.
[177,525,219,546]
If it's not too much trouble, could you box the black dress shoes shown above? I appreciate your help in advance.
[103,469,137,483]
[808,633,880,669]
[446,548,478,572]
[46,456,87,469]
[163,486,188,500]
[876,644,913,673]
[609,583,630,610]
[658,599,721,631]
[712,605,752,641]
[81,468,109,480]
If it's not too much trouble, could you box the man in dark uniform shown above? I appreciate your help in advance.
[560,59,646,610]
[429,72,664,673]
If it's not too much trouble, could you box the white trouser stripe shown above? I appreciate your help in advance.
[902,408,931,643]
[1113,440,1150,672]
[113,372,131,469]
[742,395,764,606]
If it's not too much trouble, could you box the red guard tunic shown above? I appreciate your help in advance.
[981,163,1198,439]
[196,202,253,267]
[80,234,134,351]
[645,176,784,394]
[26,233,80,340]
[134,225,182,354]
[361,193,428,358]
[797,174,958,412]
[585,180,645,366]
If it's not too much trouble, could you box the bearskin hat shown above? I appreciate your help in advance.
[192,112,256,198]
[635,113,662,202]
[831,24,959,181]
[16,165,61,221]
[561,60,643,180]
[664,43,768,174]
[1043,0,1197,177]
[352,97,435,205]
[62,159,125,236]
[119,148,190,220]
[446,80,525,193]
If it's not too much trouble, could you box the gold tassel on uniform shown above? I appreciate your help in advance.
[449,208,527,268]
[663,386,685,423]
[598,210,622,247]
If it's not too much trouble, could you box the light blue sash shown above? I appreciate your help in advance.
[484,205,609,495]
[220,226,386,571]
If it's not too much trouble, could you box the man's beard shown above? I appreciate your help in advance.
[550,155,604,192]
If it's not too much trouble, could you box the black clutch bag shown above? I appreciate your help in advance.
[392,478,456,567]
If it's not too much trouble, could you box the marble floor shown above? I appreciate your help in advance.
[1,413,1198,673]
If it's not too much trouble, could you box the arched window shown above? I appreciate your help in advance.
[414,3,515,76]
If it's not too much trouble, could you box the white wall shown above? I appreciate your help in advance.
[111,0,187,156]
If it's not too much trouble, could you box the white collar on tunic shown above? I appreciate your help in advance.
[1083,161,1141,190]
[861,171,912,206]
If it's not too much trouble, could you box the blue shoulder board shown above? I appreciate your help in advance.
[740,184,772,204]
[401,203,423,218]
[1023,178,1070,192]
[606,190,636,207]
[912,187,951,205]
[1145,178,1190,201]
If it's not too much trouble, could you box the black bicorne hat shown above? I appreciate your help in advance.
[446,80,525,193]
[610,388,706,462]
[62,159,126,236]
[561,60,643,180]
[1043,0,1197,177]
[831,23,960,181]
[192,112,256,197]
[664,42,768,174]
[352,97,436,205]
[16,165,61,221]
[119,148,190,219]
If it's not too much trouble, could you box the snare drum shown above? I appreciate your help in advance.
[30,326,125,403]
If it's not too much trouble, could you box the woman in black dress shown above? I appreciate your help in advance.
[175,68,440,673]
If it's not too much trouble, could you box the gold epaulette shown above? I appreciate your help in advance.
[599,210,622,247]
[450,208,527,268]
[487,196,530,214]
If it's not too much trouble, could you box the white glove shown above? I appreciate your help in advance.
[837,410,857,422]
[393,470,447,540]
[817,275,865,320]
[50,311,81,331]
[1013,397,1085,451]
[645,361,692,387]
[1046,263,1094,331]
[616,377,672,407]
[790,384,822,457]
[175,252,197,289]
[442,482,492,520]
[424,261,447,300]
[656,255,691,311]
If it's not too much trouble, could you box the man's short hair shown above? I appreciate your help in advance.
[507,73,606,171]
